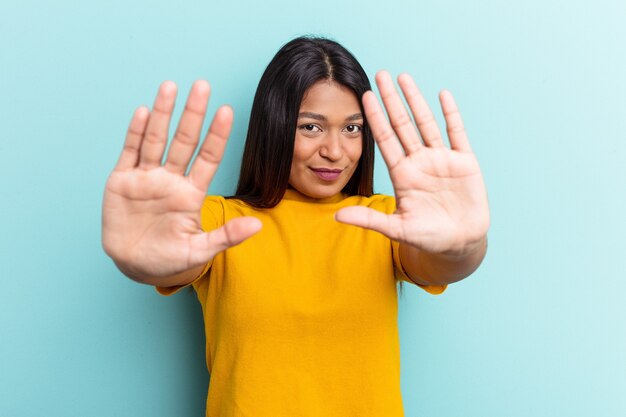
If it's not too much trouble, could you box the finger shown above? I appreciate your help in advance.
[114,106,149,171]
[439,90,472,153]
[138,81,178,169]
[362,90,404,170]
[375,71,422,154]
[187,105,234,192]
[189,216,262,264]
[397,73,444,148]
[335,206,402,241]
[164,80,211,174]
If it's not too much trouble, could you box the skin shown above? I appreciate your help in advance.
[289,80,363,199]
[102,72,490,288]
[101,81,262,286]
[335,72,490,285]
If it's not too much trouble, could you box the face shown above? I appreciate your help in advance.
[289,80,363,199]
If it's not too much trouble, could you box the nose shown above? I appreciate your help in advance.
[319,132,343,161]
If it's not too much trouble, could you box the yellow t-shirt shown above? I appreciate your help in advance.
[157,189,446,417]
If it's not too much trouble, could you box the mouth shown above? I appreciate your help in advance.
[310,167,343,181]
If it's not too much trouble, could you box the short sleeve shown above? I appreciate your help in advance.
[154,196,226,296]
[373,194,446,295]
[392,239,447,295]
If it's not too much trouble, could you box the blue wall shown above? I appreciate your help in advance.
[1,0,625,415]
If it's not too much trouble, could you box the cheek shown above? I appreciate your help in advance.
[349,139,363,161]
[292,136,316,166]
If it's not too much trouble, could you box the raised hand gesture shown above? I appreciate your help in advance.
[336,71,490,257]
[102,81,261,285]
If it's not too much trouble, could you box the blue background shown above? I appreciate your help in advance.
[1,0,625,415]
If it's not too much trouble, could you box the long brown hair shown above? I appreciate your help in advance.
[231,36,375,208]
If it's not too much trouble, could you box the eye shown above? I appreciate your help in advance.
[343,124,362,134]
[299,124,322,133]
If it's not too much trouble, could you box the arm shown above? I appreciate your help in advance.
[399,236,487,286]
[114,261,206,288]
[335,71,490,286]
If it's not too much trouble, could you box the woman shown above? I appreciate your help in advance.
[102,36,490,416]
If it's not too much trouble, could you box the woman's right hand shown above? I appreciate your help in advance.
[102,80,262,285]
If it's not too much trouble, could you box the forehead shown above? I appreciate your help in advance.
[299,80,361,114]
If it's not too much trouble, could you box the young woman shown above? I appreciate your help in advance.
[102,37,490,416]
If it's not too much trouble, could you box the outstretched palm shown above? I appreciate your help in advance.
[102,81,261,281]
[336,72,490,255]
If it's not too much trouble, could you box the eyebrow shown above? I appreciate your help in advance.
[298,112,363,122]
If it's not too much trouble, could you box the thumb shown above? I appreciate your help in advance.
[335,206,400,240]
[189,216,262,265]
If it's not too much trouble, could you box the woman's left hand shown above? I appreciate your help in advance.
[335,71,490,256]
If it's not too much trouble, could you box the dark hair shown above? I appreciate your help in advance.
[231,36,375,208]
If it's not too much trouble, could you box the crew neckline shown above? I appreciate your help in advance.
[282,188,347,204]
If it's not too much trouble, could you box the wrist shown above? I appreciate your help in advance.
[435,235,488,260]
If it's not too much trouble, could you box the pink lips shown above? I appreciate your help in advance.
[310,168,343,181]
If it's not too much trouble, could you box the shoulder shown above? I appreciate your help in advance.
[202,195,226,209]
[346,193,396,214]
[200,195,252,229]
[201,195,259,219]
[202,195,252,209]
[199,196,225,231]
